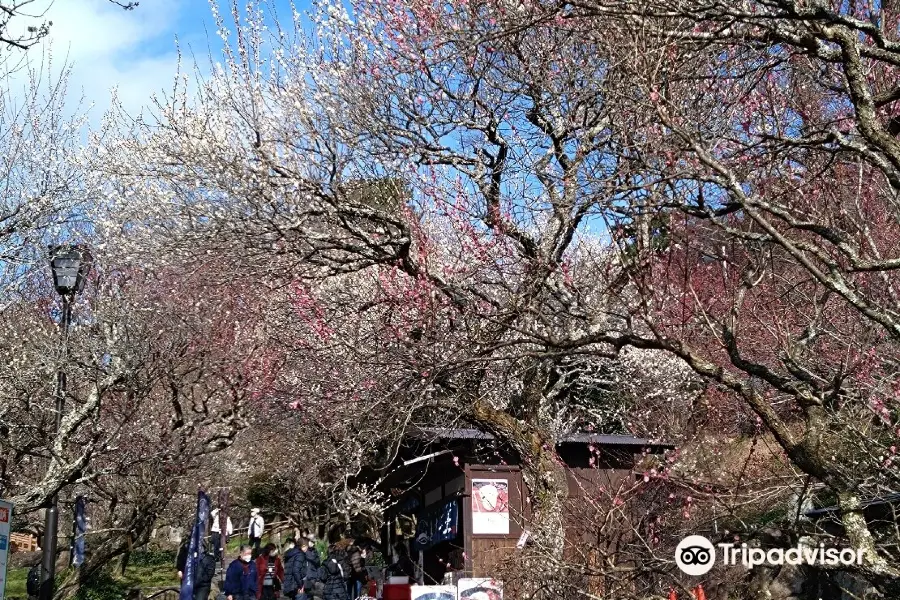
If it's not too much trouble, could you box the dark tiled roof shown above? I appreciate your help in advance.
[804,491,900,518]
[410,427,673,449]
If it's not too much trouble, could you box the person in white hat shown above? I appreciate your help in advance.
[210,508,234,563]
[247,508,265,558]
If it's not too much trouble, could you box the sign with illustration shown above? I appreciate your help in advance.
[0,499,13,600]
[471,479,509,535]
[410,585,456,600]
[457,578,503,600]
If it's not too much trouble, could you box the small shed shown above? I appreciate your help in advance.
[376,427,672,584]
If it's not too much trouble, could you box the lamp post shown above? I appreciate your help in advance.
[40,245,92,600]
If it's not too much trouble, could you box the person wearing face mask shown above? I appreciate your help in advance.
[247,508,265,558]
[301,536,322,599]
[224,545,258,600]
[255,543,284,600]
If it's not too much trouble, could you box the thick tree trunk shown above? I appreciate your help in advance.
[837,492,900,594]
[471,401,569,575]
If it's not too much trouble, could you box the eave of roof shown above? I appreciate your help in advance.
[804,491,900,518]
[409,427,674,449]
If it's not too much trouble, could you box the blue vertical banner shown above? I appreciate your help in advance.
[72,497,86,567]
[413,499,459,550]
[414,512,432,550]
[434,499,458,543]
[179,490,211,600]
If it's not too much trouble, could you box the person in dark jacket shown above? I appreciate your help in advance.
[346,544,367,600]
[26,563,41,600]
[389,542,416,582]
[224,545,258,600]
[176,536,191,581]
[318,546,349,600]
[282,539,307,600]
[255,543,284,600]
[194,544,218,600]
[302,537,322,594]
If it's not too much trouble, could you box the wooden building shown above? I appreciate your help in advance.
[377,428,672,586]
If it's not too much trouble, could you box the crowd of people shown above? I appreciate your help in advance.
[219,537,371,600]
[176,508,377,600]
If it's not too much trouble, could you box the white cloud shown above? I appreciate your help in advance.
[51,0,185,118]
[5,0,208,124]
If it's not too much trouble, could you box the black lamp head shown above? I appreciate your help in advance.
[48,245,93,296]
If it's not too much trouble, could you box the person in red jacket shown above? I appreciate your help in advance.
[255,543,285,600]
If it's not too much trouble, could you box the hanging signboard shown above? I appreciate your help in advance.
[415,499,459,550]
[515,529,531,550]
[0,499,14,600]
[471,479,509,535]
[71,496,87,567]
[433,499,458,543]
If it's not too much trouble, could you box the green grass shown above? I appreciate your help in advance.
[5,567,28,600]
[5,536,322,600]
[3,560,180,600]
[120,563,180,589]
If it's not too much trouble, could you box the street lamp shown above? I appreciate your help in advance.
[40,245,92,600]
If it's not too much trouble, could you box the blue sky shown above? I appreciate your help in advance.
[9,0,311,123]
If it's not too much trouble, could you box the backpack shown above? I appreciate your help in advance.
[196,554,217,587]
[263,557,276,587]
[26,564,41,597]
[325,556,346,580]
